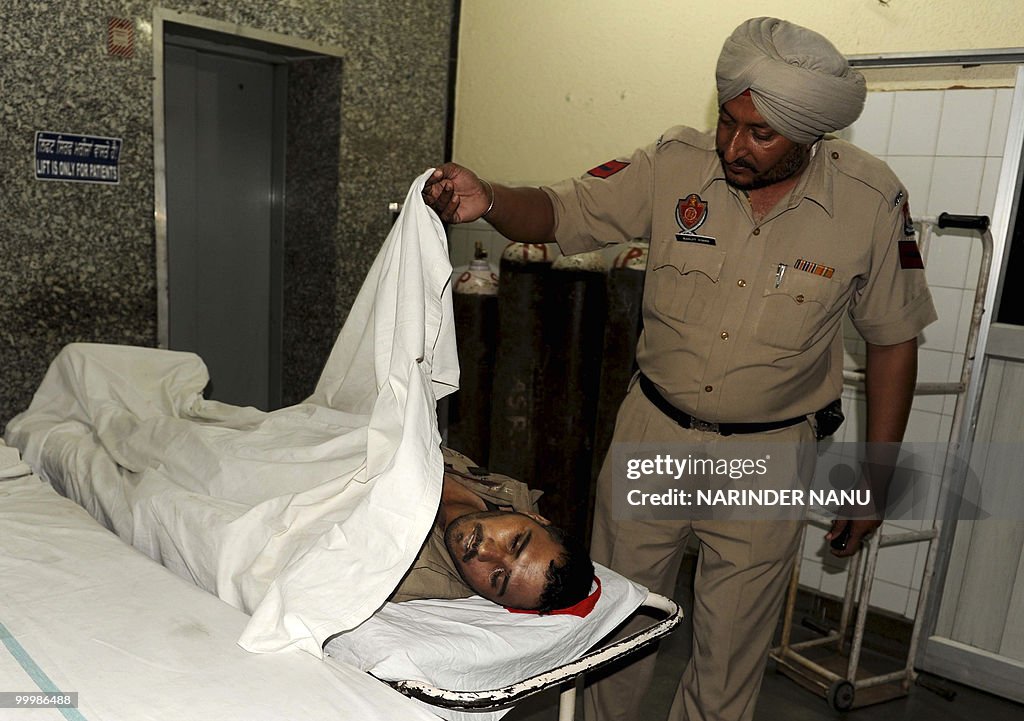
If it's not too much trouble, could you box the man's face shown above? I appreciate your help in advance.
[443,510,564,609]
[715,93,810,190]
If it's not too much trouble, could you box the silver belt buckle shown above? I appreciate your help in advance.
[690,418,720,434]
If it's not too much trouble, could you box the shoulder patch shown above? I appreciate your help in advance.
[899,240,924,269]
[587,159,629,178]
[898,197,923,268]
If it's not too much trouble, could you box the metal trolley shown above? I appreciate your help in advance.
[387,591,683,721]
[770,212,994,711]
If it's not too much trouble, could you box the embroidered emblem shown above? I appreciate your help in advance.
[898,240,924,269]
[794,258,835,279]
[587,159,629,178]
[674,193,716,245]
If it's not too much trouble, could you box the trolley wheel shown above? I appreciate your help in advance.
[827,679,855,711]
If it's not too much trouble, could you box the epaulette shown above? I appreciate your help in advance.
[823,137,904,210]
[656,125,714,151]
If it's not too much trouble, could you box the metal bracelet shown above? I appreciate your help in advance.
[481,179,495,217]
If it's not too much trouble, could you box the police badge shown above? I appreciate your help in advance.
[675,193,716,245]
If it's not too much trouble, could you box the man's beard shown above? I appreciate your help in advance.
[718,143,810,190]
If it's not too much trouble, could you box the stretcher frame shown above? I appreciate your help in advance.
[770,213,994,711]
[385,591,683,721]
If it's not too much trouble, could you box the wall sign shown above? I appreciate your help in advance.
[108,17,134,59]
[35,131,122,184]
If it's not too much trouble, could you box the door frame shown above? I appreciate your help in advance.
[845,49,1024,698]
[152,8,345,404]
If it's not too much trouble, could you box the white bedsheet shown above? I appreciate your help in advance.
[0,459,440,721]
[5,169,458,657]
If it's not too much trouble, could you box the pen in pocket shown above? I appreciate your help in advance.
[775,263,787,288]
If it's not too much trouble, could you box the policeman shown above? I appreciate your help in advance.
[423,16,936,721]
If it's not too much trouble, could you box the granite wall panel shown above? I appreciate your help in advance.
[0,0,454,428]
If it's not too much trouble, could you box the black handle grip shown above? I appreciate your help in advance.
[937,212,990,232]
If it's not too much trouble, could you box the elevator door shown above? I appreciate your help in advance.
[164,41,283,410]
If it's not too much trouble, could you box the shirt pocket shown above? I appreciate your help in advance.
[649,242,726,325]
[754,269,846,351]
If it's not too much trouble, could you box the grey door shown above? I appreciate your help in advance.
[164,42,282,410]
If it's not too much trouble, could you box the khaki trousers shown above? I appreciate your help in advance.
[584,381,817,721]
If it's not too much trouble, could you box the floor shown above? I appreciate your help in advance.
[504,561,1024,721]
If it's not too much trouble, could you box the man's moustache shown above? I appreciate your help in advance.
[461,523,483,563]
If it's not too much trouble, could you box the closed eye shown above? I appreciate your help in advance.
[512,531,531,558]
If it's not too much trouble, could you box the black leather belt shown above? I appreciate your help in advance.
[637,373,806,436]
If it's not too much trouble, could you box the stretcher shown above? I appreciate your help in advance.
[4,345,682,721]
[328,575,682,721]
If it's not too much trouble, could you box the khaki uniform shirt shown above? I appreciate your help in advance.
[543,126,937,422]
[389,447,541,603]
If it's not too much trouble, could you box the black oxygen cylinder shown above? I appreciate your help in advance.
[591,241,648,486]
[487,242,556,483]
[446,243,499,465]
[535,249,607,539]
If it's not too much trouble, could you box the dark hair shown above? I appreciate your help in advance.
[537,524,595,613]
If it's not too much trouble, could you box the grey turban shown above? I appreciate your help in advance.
[716,17,866,144]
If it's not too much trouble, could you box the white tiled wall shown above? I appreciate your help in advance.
[804,87,1015,618]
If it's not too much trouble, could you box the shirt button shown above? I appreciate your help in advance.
[831,151,840,160]
[737,279,747,287]
[795,294,805,303]
[704,385,713,393]
[752,228,761,236]
[720,331,729,340]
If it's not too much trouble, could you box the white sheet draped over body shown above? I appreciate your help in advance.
[5,169,458,657]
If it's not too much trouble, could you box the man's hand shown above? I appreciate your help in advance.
[422,163,490,224]
[826,518,881,557]
[824,338,916,558]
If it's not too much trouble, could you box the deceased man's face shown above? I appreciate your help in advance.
[444,510,563,610]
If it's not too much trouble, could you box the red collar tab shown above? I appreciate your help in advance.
[506,576,602,618]
[587,160,629,179]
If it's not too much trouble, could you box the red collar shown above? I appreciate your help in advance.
[507,576,602,618]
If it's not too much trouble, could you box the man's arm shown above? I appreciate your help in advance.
[864,338,918,442]
[422,163,556,243]
[827,337,918,557]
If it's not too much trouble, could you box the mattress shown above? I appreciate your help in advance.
[0,456,439,721]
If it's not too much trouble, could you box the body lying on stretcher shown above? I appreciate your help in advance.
[6,344,653,721]
[5,343,596,657]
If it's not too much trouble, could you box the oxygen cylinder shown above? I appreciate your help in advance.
[535,249,608,539]
[447,242,499,464]
[487,242,555,484]
[592,241,648,490]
